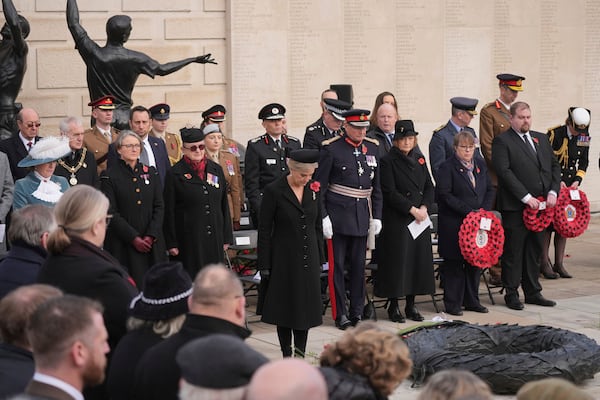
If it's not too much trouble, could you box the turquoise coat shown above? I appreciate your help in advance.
[13,172,69,209]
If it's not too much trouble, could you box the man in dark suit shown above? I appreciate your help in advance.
[0,107,41,181]
[55,116,98,187]
[16,295,109,400]
[107,105,170,187]
[492,101,561,311]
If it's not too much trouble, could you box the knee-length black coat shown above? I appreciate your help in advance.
[163,157,233,278]
[258,176,325,330]
[101,160,167,285]
[374,147,435,298]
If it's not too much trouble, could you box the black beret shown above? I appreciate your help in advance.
[202,104,227,121]
[176,334,268,389]
[393,119,418,140]
[149,103,170,120]
[450,97,478,115]
[180,127,204,143]
[258,103,286,120]
[288,149,320,163]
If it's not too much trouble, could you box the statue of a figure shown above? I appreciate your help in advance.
[66,0,217,130]
[0,0,30,140]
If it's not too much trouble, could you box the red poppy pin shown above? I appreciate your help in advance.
[418,157,425,165]
[142,165,149,173]
[310,181,320,192]
[171,143,175,149]
[476,167,481,173]
[184,173,192,180]
[532,137,539,144]
[362,145,367,154]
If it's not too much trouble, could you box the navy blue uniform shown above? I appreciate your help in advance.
[315,136,382,320]
[429,122,481,179]
[548,125,590,186]
[303,120,341,150]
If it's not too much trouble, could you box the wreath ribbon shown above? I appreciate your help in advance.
[458,209,504,269]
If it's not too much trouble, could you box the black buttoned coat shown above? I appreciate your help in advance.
[258,176,324,330]
[163,158,232,278]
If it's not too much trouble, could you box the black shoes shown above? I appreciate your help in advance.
[525,295,556,307]
[335,315,351,330]
[504,294,524,310]
[387,304,405,323]
[350,316,361,327]
[541,262,558,279]
[465,305,489,313]
[553,263,573,278]
[405,306,424,321]
[445,308,463,316]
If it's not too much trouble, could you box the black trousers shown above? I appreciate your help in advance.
[442,259,482,311]
[500,211,543,298]
[332,233,366,319]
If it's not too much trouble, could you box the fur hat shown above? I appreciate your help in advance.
[18,136,71,168]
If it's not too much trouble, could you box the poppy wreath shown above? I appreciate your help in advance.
[522,196,554,232]
[553,187,590,238]
[458,209,504,269]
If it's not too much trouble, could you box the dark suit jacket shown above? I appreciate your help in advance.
[107,136,170,188]
[436,155,495,260]
[492,128,561,212]
[0,134,40,180]
[0,241,47,299]
[12,379,77,400]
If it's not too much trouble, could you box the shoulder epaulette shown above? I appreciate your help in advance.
[547,125,562,143]
[363,137,379,146]
[433,124,445,133]
[307,123,322,132]
[322,135,342,146]
[285,135,300,142]
[249,135,265,143]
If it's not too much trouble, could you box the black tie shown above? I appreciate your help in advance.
[521,134,536,158]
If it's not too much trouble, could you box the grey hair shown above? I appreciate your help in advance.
[58,116,83,135]
[8,205,56,246]
[288,159,318,172]
[179,381,246,400]
[115,130,142,148]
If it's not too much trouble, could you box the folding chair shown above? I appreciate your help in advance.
[228,230,259,295]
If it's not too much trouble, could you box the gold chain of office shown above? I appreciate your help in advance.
[56,147,88,186]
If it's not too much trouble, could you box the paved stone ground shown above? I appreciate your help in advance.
[244,213,600,399]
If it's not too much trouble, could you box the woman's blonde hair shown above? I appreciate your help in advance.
[417,369,493,400]
[127,314,187,339]
[320,322,412,396]
[47,185,109,254]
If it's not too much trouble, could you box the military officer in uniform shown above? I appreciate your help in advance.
[244,103,301,227]
[55,116,98,187]
[541,107,591,279]
[315,108,382,330]
[201,104,245,160]
[83,95,120,175]
[479,73,525,186]
[149,103,182,166]
[429,97,480,179]
[303,98,351,150]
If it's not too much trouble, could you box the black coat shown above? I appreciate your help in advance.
[374,147,435,298]
[0,241,46,299]
[101,160,166,286]
[492,128,561,212]
[107,327,162,400]
[37,237,138,351]
[133,314,251,400]
[0,343,33,399]
[304,119,339,150]
[258,176,324,330]
[163,158,233,278]
[320,367,387,400]
[0,135,40,180]
[436,155,495,260]
[54,148,98,188]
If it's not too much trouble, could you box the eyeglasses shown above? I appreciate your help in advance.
[121,144,141,150]
[25,122,41,128]
[184,144,205,152]
[458,145,475,151]
[105,214,113,225]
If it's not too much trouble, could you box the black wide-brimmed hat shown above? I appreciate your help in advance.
[129,261,192,321]
[393,120,419,141]
[288,149,320,164]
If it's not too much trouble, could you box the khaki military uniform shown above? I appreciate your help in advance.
[217,150,242,225]
[150,129,182,166]
[479,100,511,186]
[83,125,120,175]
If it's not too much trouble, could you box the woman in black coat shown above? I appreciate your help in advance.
[436,130,495,315]
[258,149,324,357]
[374,120,435,322]
[163,127,233,278]
[37,185,138,400]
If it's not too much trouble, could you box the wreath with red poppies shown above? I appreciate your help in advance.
[458,209,505,269]
[522,196,555,232]
[553,187,590,238]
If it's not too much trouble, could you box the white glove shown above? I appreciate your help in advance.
[322,216,333,239]
[371,219,382,235]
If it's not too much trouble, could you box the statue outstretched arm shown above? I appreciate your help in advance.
[66,0,85,38]
[2,0,26,53]
[154,53,217,76]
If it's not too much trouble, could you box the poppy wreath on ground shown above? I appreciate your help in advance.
[458,209,504,269]
[522,196,555,232]
[402,321,600,395]
[553,187,590,238]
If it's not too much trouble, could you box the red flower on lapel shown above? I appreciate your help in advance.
[184,173,192,180]
[142,165,149,173]
[476,167,480,173]
[362,145,367,154]
[309,181,320,192]
[418,157,425,165]
[532,137,539,144]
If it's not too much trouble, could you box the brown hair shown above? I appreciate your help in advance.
[416,369,493,400]
[369,91,399,126]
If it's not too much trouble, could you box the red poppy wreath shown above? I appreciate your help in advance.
[523,196,555,232]
[553,187,590,238]
[458,209,504,269]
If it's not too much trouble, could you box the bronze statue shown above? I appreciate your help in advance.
[0,0,30,140]
[66,0,217,130]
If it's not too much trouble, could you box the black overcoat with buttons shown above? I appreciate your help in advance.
[374,146,435,298]
[100,160,167,286]
[163,157,233,278]
[547,125,590,186]
[258,176,324,330]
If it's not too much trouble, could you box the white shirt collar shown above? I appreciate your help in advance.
[19,132,34,148]
[33,372,84,400]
